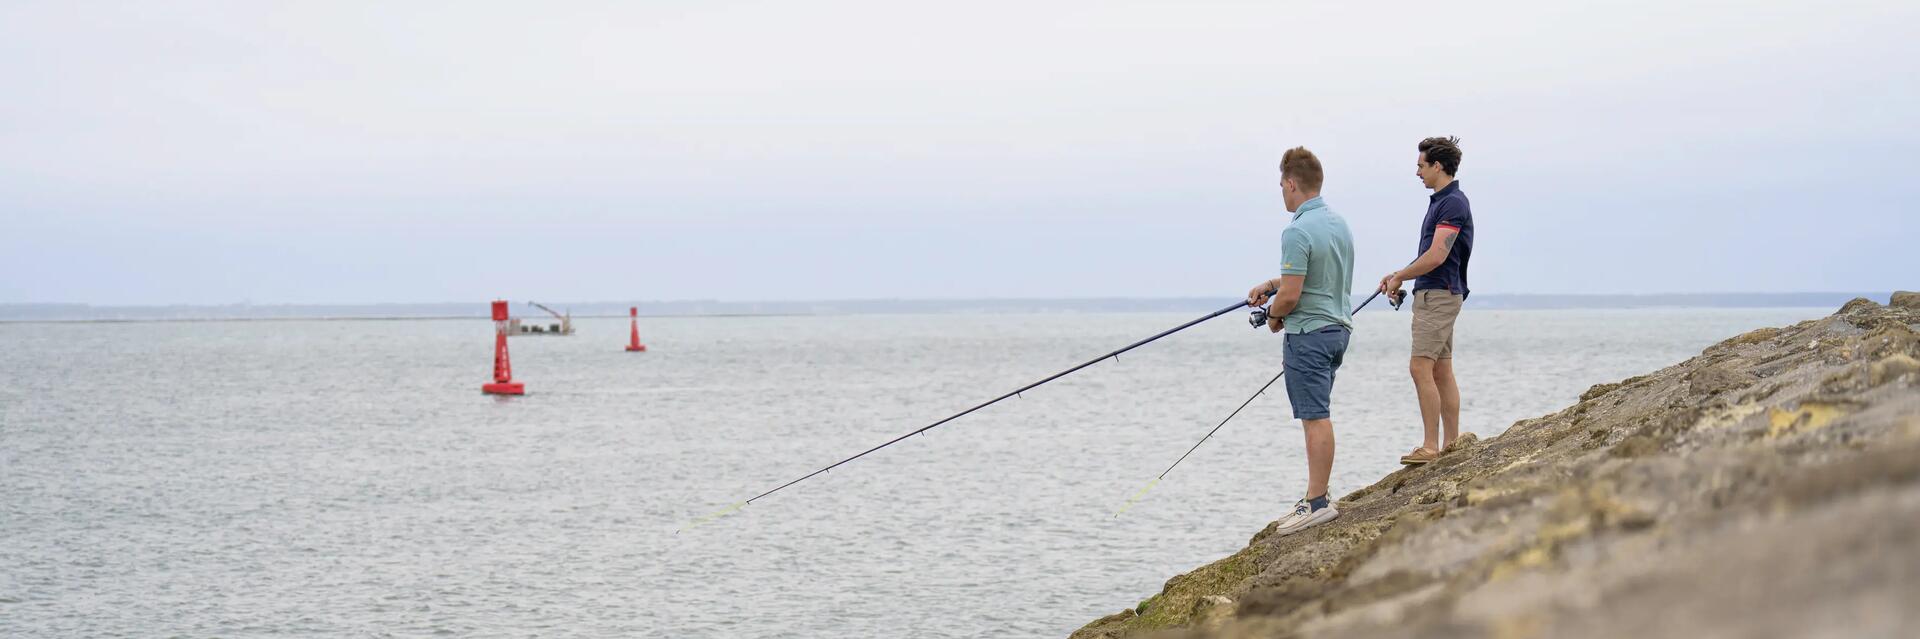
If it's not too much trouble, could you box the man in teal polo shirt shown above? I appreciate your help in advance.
[1245,146,1354,536]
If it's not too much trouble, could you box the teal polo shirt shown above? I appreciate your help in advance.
[1278,196,1355,334]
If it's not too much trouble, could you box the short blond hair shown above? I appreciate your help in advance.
[1280,146,1323,192]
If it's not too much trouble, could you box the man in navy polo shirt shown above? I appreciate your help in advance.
[1376,136,1473,465]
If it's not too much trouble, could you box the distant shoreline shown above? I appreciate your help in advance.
[0,293,1883,324]
[0,313,814,325]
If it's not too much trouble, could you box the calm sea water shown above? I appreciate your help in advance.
[0,307,1826,637]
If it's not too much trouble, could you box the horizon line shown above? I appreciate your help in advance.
[0,290,1895,309]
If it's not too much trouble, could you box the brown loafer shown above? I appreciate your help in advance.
[1400,446,1439,465]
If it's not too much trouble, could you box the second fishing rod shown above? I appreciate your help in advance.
[1115,287,1402,517]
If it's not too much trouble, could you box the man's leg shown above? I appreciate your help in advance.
[1409,356,1441,451]
[1278,327,1347,536]
[1407,291,1445,455]
[1434,357,1461,448]
[1303,417,1334,500]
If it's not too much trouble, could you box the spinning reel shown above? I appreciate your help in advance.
[1249,289,1404,328]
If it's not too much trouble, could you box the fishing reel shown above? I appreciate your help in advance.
[1249,289,1407,328]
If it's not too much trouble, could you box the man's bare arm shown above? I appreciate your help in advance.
[1268,274,1307,317]
[1398,227,1459,279]
[1378,227,1458,293]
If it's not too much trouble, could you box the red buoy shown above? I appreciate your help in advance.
[482,300,526,395]
[625,306,649,352]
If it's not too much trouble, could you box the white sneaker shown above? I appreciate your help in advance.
[1276,499,1339,537]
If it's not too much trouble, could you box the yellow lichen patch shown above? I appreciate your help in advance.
[1695,401,1766,430]
[1489,486,1642,583]
[1466,483,1525,506]
[1766,402,1851,438]
[1490,451,1542,475]
[1870,354,1920,386]
[1489,547,1553,583]
[1126,546,1261,630]
[1491,614,1546,639]
[1538,517,1592,544]
[1725,326,1783,346]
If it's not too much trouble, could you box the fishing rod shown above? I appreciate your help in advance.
[1114,288,1401,517]
[678,297,1260,532]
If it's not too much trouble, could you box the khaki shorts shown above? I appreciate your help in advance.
[1411,289,1463,360]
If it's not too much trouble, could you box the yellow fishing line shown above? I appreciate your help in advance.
[677,501,747,533]
[1113,477,1161,518]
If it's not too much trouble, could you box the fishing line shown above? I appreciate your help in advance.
[1114,288,1400,517]
[679,298,1258,532]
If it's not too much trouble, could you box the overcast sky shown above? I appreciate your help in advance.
[3,1,1915,305]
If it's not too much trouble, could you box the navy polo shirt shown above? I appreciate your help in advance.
[1414,180,1473,298]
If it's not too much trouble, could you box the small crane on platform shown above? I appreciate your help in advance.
[509,301,574,336]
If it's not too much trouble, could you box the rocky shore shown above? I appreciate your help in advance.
[1074,292,1920,639]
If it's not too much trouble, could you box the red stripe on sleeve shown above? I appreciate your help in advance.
[1435,224,1461,232]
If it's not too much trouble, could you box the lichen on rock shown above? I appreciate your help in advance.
[1072,293,1920,639]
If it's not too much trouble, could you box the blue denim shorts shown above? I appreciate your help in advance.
[1283,325,1350,420]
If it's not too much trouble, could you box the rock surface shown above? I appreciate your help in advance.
[1073,292,1920,639]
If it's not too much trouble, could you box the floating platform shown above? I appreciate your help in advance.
[508,317,573,336]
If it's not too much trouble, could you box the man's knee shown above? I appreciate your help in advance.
[1408,357,1437,380]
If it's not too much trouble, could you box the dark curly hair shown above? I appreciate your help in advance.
[1417,136,1462,176]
